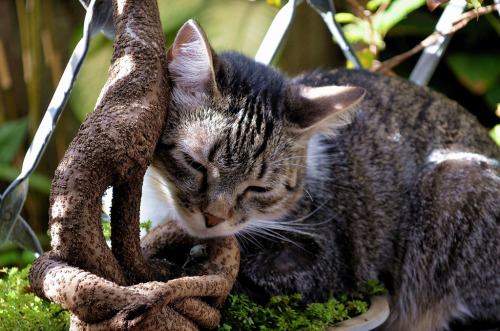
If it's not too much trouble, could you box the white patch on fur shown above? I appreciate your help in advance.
[140,167,182,237]
[428,149,500,167]
[306,133,331,182]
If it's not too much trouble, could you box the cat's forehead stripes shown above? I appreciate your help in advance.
[210,102,276,170]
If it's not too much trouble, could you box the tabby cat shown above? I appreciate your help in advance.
[140,20,500,330]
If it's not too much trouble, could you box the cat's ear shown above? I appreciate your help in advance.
[288,85,366,136]
[167,20,220,104]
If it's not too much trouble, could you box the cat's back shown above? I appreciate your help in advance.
[295,69,500,166]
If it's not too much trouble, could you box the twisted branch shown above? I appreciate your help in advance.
[29,0,240,329]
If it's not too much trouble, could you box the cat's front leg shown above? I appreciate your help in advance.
[231,236,341,304]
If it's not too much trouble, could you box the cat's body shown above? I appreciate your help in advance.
[140,20,500,330]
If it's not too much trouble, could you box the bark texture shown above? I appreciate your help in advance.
[29,0,240,329]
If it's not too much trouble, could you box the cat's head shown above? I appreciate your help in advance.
[149,20,365,238]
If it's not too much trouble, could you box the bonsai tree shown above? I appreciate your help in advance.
[28,0,240,329]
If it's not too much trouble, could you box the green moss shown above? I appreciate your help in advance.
[0,266,70,331]
[1,265,386,331]
[219,280,387,330]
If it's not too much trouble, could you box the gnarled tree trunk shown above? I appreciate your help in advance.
[29,0,240,329]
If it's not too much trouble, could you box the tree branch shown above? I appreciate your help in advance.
[370,3,500,73]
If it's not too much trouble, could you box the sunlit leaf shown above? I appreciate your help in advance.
[347,48,375,69]
[358,48,377,68]
[373,0,426,35]
[490,123,500,146]
[157,0,205,36]
[197,0,276,57]
[465,0,483,12]
[0,117,28,164]
[367,0,388,11]
[266,0,282,9]
[335,12,356,24]
[343,21,385,49]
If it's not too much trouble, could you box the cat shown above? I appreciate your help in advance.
[140,20,500,330]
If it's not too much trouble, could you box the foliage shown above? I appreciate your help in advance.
[335,0,500,141]
[0,243,36,269]
[140,220,152,234]
[0,265,70,331]
[0,117,52,195]
[336,0,427,63]
[491,121,500,146]
[101,217,152,241]
[218,279,388,330]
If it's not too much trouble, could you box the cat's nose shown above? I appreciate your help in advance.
[204,213,225,228]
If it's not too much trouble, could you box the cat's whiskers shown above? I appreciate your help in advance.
[147,168,176,200]
[233,232,267,253]
[237,199,331,254]
[281,199,331,225]
[241,225,307,251]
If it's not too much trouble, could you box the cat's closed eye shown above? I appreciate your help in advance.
[244,185,273,194]
[183,154,206,173]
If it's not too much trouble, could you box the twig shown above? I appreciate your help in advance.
[370,3,500,73]
[344,0,370,20]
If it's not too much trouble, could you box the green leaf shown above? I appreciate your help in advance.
[465,0,483,11]
[490,122,500,147]
[139,220,152,234]
[0,117,28,164]
[157,0,205,36]
[373,0,426,35]
[446,53,500,95]
[197,1,276,57]
[101,220,111,240]
[485,86,500,111]
[335,12,356,24]
[266,0,282,9]
[343,21,385,49]
[367,0,388,11]
[0,164,52,195]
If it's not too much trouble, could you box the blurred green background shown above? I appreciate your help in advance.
[0,0,499,268]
